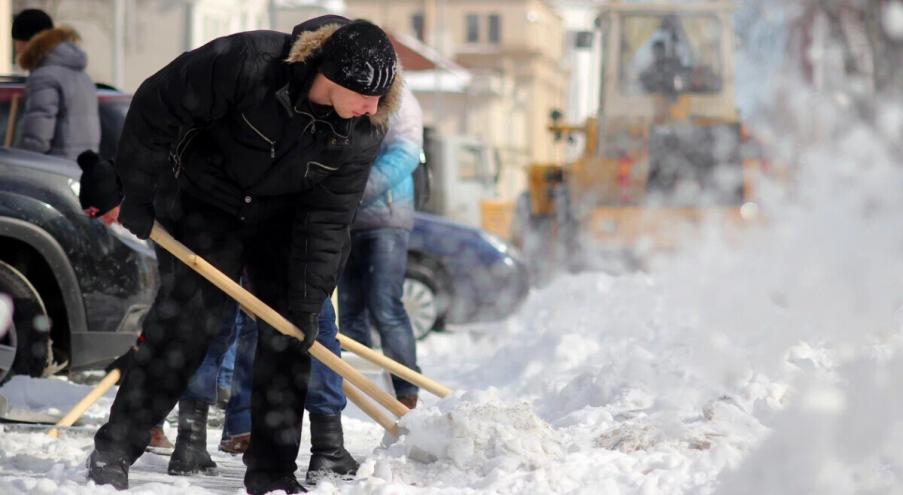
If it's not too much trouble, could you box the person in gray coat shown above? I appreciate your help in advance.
[12,9,100,160]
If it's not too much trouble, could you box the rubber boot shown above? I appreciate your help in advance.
[86,449,129,490]
[306,413,359,483]
[245,471,306,495]
[167,399,218,476]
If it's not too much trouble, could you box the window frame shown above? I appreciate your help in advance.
[465,13,480,43]
[488,13,501,44]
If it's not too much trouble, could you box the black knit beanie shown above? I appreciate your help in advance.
[319,20,397,96]
[77,151,122,216]
[12,9,53,42]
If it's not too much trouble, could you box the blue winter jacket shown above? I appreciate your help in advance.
[352,85,423,231]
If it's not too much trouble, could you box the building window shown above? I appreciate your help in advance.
[488,14,501,44]
[466,13,479,43]
[574,31,593,49]
[412,12,425,41]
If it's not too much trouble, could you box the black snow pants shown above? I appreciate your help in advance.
[93,191,313,478]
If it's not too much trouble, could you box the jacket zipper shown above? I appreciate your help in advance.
[171,127,201,177]
[241,113,276,158]
[305,161,339,177]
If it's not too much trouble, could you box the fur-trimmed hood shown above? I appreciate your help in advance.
[285,22,403,128]
[18,26,85,72]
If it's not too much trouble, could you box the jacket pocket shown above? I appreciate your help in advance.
[303,160,340,188]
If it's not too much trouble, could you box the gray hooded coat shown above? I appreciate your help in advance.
[17,27,100,159]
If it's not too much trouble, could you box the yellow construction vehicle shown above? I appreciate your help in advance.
[489,1,763,274]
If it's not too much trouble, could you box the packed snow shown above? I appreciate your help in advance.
[2,2,903,495]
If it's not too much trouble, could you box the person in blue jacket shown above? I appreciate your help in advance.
[338,85,424,410]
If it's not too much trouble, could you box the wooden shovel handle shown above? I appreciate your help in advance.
[48,369,121,438]
[149,222,410,419]
[337,335,451,398]
[342,381,400,437]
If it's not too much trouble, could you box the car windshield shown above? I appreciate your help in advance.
[619,14,723,96]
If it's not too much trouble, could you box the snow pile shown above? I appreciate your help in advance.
[715,354,903,495]
[372,390,564,484]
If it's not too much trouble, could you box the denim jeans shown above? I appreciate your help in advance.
[338,228,421,398]
[305,299,346,415]
[217,339,236,393]
[184,295,347,439]
[182,297,256,440]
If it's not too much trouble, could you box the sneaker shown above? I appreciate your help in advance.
[397,395,418,409]
[86,449,129,490]
[219,433,251,454]
[146,425,175,455]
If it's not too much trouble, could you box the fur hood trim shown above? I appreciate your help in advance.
[285,23,402,127]
[18,26,81,71]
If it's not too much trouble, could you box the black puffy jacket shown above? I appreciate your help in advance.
[114,15,402,314]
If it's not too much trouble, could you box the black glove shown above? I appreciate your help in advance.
[118,196,156,240]
[104,346,137,385]
[290,311,320,352]
[77,150,122,216]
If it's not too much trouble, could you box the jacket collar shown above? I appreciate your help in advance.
[18,27,81,71]
[284,23,403,128]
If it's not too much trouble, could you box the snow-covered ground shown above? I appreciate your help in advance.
[3,2,903,494]
[1,133,901,494]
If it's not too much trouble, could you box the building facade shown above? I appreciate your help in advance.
[11,0,269,92]
[346,0,568,202]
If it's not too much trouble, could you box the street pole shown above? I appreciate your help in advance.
[434,0,445,135]
[112,0,125,89]
[0,0,13,74]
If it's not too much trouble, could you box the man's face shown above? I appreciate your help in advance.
[329,83,381,119]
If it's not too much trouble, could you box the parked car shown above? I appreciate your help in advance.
[0,77,528,382]
[405,212,529,338]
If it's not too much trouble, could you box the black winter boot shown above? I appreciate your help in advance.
[167,400,218,476]
[86,449,129,490]
[245,471,306,495]
[306,413,359,483]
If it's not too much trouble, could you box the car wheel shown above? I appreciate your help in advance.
[0,260,52,383]
[403,263,446,340]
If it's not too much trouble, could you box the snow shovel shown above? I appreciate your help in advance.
[47,368,121,438]
[148,222,410,430]
[337,335,452,398]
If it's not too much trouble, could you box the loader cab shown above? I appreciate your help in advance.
[598,2,737,122]
[565,2,743,214]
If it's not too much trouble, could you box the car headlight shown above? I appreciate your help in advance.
[480,231,526,264]
[108,222,155,256]
[480,231,511,255]
[68,178,80,197]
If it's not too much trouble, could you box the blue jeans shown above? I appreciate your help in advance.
[184,295,347,439]
[305,299,346,415]
[217,340,236,394]
[182,298,256,440]
[338,228,421,398]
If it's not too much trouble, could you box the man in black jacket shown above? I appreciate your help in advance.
[86,16,400,495]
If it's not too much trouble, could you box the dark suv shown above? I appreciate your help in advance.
[0,76,156,382]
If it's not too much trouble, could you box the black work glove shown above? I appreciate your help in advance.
[118,196,156,240]
[77,150,122,216]
[289,311,320,352]
[104,346,137,385]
